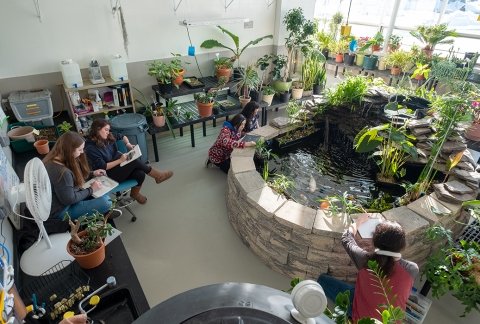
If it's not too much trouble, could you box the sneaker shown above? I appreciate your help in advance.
[205,158,212,168]
[108,209,122,219]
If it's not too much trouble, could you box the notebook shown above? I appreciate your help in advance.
[82,176,119,198]
[120,145,142,167]
[241,134,261,143]
[357,217,383,239]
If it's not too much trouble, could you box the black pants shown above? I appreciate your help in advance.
[107,159,151,186]
[214,158,231,174]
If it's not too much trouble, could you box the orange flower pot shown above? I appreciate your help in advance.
[34,139,49,155]
[67,231,106,269]
[196,101,214,117]
[215,67,232,80]
[335,53,344,63]
[173,69,185,86]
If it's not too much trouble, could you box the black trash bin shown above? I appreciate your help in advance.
[110,114,149,163]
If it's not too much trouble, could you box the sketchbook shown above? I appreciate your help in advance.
[82,176,119,198]
[357,217,383,239]
[120,145,142,167]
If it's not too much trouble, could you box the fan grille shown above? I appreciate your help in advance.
[24,157,52,222]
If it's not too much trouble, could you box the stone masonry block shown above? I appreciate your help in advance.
[231,146,256,157]
[291,231,335,252]
[231,156,256,174]
[255,235,288,264]
[250,125,280,140]
[269,258,307,280]
[274,200,316,234]
[407,195,452,225]
[313,209,345,239]
[429,192,462,217]
[233,170,266,195]
[306,247,352,265]
[270,233,309,258]
[382,206,430,246]
[247,186,287,217]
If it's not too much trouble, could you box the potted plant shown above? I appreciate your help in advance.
[281,8,316,87]
[384,50,412,76]
[359,31,384,53]
[329,11,343,41]
[271,54,290,93]
[57,121,73,135]
[194,91,216,117]
[200,25,272,68]
[147,60,174,94]
[253,54,274,102]
[388,34,402,52]
[262,86,275,106]
[65,211,114,269]
[331,38,349,63]
[313,64,326,95]
[291,81,304,100]
[411,63,431,81]
[170,53,189,86]
[354,111,418,184]
[316,30,333,59]
[236,64,260,108]
[214,56,234,80]
[302,50,326,96]
[410,24,457,57]
[355,36,370,66]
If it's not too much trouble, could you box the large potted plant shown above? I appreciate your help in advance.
[331,38,349,63]
[271,54,290,93]
[200,25,272,69]
[236,65,260,108]
[66,211,114,269]
[410,24,457,57]
[279,8,316,90]
[262,86,275,106]
[147,60,174,94]
[302,50,326,96]
[388,34,402,52]
[316,30,334,59]
[384,50,412,76]
[170,53,189,86]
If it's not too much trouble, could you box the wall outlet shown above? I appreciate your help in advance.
[244,20,253,29]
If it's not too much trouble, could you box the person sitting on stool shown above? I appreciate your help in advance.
[318,215,418,322]
[85,119,173,205]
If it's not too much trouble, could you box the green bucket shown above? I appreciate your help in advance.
[363,55,378,70]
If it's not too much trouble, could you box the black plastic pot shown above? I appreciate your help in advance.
[344,53,356,66]
[391,95,431,111]
[250,90,264,103]
[277,92,291,103]
[157,82,173,94]
[313,84,323,95]
[321,49,329,60]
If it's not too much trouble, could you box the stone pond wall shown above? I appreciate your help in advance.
[226,123,472,282]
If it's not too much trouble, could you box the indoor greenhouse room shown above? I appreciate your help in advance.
[1,0,480,323]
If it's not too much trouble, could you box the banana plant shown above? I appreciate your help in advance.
[354,103,417,182]
[200,26,272,67]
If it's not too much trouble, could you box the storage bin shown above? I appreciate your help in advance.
[8,90,54,126]
[8,122,59,153]
[110,114,148,162]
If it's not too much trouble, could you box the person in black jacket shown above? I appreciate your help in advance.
[85,119,173,204]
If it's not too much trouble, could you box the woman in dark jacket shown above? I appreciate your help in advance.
[85,119,173,204]
[240,101,260,133]
[206,114,255,173]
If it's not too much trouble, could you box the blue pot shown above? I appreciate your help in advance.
[363,55,378,70]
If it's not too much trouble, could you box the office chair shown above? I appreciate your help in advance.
[108,141,139,222]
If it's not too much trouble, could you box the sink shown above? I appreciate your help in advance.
[87,287,139,324]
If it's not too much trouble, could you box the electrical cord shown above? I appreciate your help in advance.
[186,25,204,78]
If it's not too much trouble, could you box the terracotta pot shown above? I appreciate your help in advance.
[67,232,106,269]
[239,96,251,108]
[262,94,274,106]
[34,140,49,155]
[215,67,232,80]
[465,123,480,141]
[196,101,214,117]
[372,44,381,52]
[153,115,165,127]
[291,88,303,100]
[391,67,402,76]
[335,53,344,63]
[414,74,425,81]
[173,69,185,86]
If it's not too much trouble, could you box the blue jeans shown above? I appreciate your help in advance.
[57,195,112,220]
[318,274,355,317]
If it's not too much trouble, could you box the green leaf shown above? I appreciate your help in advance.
[200,39,234,53]
[217,25,239,50]
[239,35,273,57]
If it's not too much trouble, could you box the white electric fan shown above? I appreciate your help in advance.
[18,158,73,276]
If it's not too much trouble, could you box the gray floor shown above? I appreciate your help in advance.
[114,91,480,323]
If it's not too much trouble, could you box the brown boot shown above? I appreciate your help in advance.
[148,168,174,184]
[130,186,147,204]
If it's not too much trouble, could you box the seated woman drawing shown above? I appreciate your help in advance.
[318,215,418,322]
[206,114,255,173]
[240,101,260,133]
[43,131,118,220]
[85,119,173,204]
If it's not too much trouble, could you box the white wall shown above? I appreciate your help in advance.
[0,0,278,79]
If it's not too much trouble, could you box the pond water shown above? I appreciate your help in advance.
[267,123,406,209]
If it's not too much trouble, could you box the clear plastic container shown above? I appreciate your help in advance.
[108,55,129,81]
[60,59,83,88]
